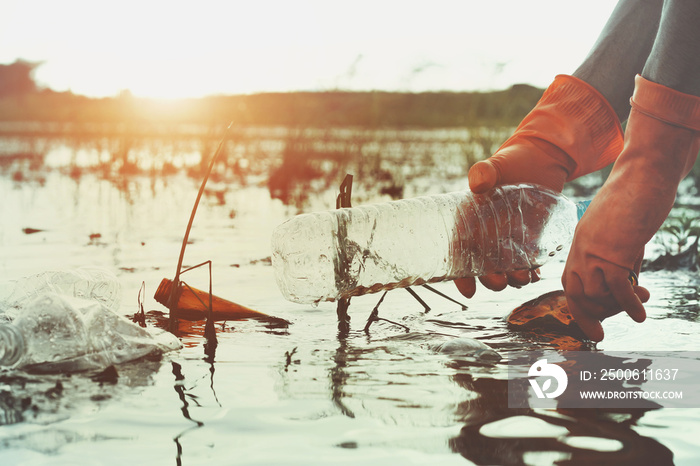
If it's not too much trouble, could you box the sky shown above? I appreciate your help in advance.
[2,0,620,99]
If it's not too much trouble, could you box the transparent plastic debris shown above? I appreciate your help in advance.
[0,267,122,321]
[430,337,502,363]
[272,184,586,304]
[0,269,181,373]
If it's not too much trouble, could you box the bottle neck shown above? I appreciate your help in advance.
[0,324,25,367]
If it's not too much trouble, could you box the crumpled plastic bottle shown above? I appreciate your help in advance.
[0,268,181,373]
[272,184,588,304]
[0,267,122,320]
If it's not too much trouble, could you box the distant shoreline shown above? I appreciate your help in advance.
[0,85,543,128]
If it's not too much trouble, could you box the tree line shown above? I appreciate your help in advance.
[0,59,543,128]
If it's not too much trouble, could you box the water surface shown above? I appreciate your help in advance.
[1,130,699,465]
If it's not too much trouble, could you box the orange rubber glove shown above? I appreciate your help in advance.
[455,75,624,298]
[562,75,700,341]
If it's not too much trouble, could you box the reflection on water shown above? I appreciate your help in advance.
[1,123,510,211]
[0,127,699,464]
[452,402,675,464]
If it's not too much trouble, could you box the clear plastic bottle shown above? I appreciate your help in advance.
[0,267,122,320]
[0,269,181,373]
[271,184,587,304]
[0,293,181,373]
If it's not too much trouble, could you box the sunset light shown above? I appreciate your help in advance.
[3,1,700,464]
[3,0,617,99]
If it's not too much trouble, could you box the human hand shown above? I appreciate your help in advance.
[455,175,552,298]
[562,246,650,342]
[454,269,540,298]
[561,74,700,340]
[454,140,565,299]
[559,149,658,341]
[453,75,623,300]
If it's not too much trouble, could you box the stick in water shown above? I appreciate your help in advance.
[167,122,233,333]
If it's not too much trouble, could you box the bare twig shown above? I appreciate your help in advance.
[177,260,218,360]
[167,123,233,333]
[421,284,467,310]
[132,281,147,327]
[405,287,430,313]
[335,174,353,335]
[363,291,410,334]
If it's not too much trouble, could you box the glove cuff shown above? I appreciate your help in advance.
[547,75,624,180]
[509,75,624,181]
[631,75,700,132]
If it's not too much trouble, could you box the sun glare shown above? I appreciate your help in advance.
[2,0,618,99]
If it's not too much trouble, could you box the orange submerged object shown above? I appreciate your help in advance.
[507,290,582,335]
[154,278,289,325]
[507,290,590,349]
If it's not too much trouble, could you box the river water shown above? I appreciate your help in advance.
[1,130,699,465]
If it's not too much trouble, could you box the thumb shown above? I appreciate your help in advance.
[468,160,499,193]
[454,277,477,298]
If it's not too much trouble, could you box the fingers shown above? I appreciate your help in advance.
[454,268,538,299]
[507,269,534,288]
[608,272,647,323]
[564,267,651,342]
[634,285,650,303]
[454,277,476,298]
[565,272,606,342]
[479,273,508,291]
[468,161,499,193]
[479,269,538,290]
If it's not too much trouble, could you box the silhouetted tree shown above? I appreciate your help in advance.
[0,60,40,97]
